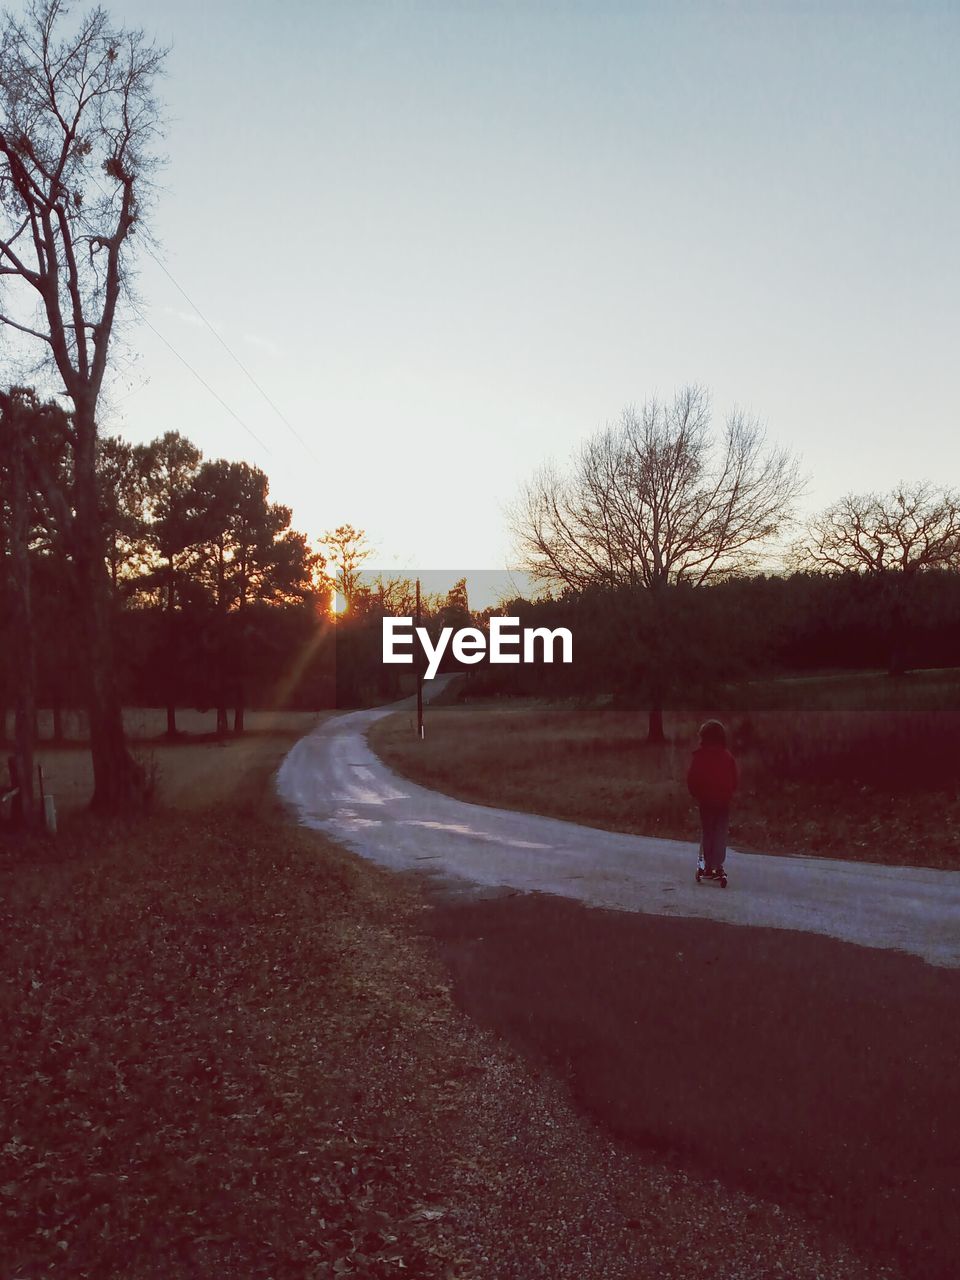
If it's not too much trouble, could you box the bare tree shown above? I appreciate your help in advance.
[0,0,166,808]
[511,386,803,738]
[795,482,960,675]
[513,387,802,591]
[795,483,960,577]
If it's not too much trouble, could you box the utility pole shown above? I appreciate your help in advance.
[415,577,424,740]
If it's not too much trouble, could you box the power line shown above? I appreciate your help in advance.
[89,168,318,467]
[137,310,272,457]
[143,245,323,466]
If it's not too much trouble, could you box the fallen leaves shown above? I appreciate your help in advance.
[1,790,909,1280]
[0,807,470,1278]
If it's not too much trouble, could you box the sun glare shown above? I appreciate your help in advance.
[330,588,348,616]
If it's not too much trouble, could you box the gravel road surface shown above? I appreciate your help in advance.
[277,693,960,969]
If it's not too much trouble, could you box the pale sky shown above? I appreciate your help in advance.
[27,1,960,577]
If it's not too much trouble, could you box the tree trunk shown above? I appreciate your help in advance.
[644,585,667,744]
[10,403,36,822]
[215,625,229,736]
[647,659,666,744]
[214,545,229,736]
[647,703,666,744]
[72,410,143,811]
[164,563,178,737]
[233,594,247,735]
[887,588,908,677]
[12,697,36,823]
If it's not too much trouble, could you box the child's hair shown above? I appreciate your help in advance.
[698,719,727,748]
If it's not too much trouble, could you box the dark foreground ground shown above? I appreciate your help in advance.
[2,728,951,1278]
[423,887,960,1279]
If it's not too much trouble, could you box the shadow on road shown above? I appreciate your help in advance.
[422,890,960,1279]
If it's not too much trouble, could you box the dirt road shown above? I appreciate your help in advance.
[277,697,960,967]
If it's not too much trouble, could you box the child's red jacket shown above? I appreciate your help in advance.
[687,745,738,807]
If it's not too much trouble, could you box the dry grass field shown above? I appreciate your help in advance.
[369,669,960,869]
[3,709,323,814]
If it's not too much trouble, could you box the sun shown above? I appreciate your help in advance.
[330,587,348,616]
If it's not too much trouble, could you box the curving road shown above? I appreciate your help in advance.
[276,691,960,969]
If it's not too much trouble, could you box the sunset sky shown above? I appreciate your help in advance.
[76,0,959,582]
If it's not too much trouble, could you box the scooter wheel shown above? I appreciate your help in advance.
[695,869,703,883]
[720,874,728,888]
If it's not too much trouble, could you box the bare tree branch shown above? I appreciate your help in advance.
[795,483,960,578]
[0,312,52,343]
[1,0,166,395]
[511,386,804,593]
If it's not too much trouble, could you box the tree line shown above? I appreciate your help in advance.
[0,392,341,813]
[0,377,466,820]
[463,569,960,707]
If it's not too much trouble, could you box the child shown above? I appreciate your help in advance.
[687,719,738,878]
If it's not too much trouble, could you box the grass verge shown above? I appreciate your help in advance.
[12,711,325,816]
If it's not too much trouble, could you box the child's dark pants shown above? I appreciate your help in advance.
[699,804,730,873]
